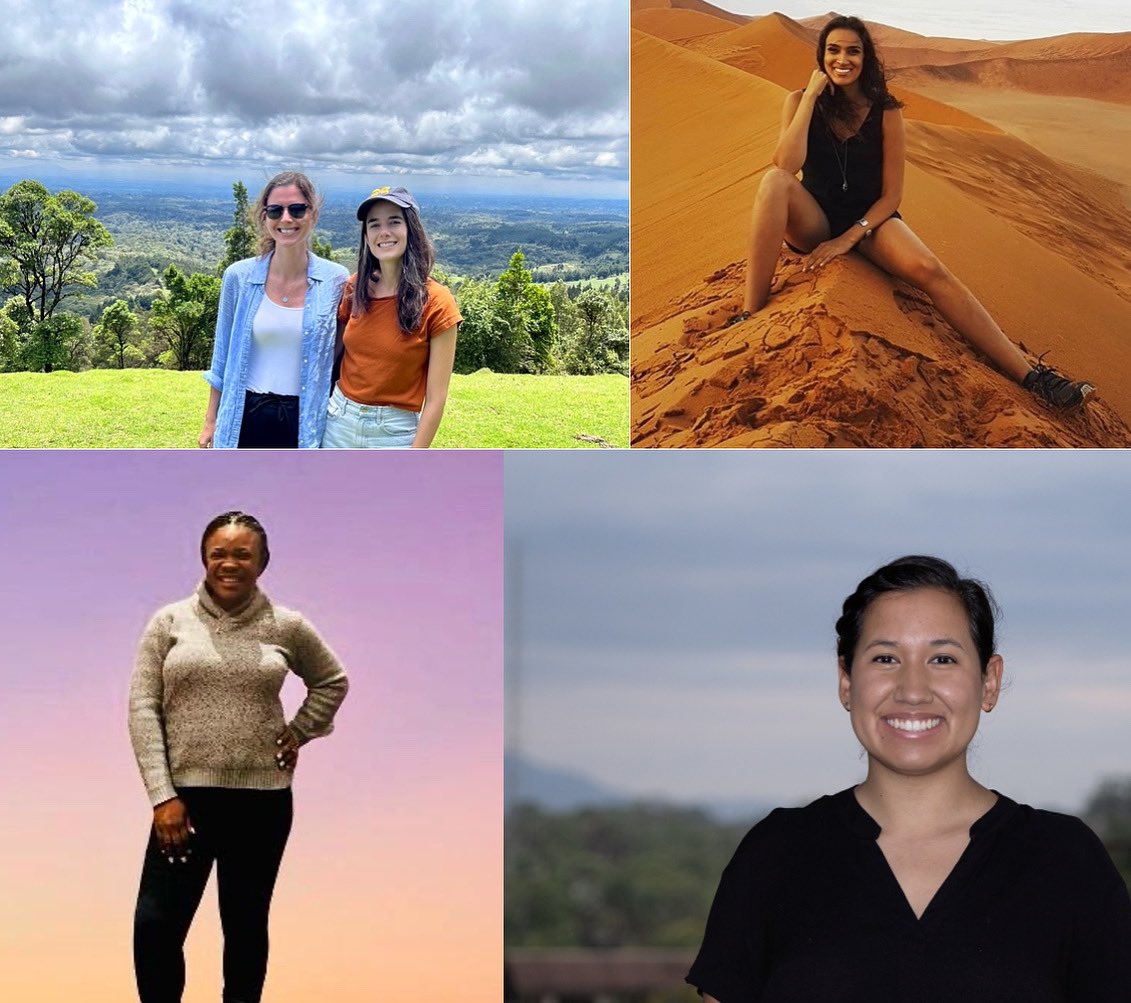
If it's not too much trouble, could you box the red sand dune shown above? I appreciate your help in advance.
[630,10,1131,447]
[890,49,1131,105]
[684,14,1000,132]
[632,8,740,42]
[631,0,749,26]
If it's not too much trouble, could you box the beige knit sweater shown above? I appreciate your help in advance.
[129,583,348,806]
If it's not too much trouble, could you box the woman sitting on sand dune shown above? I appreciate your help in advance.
[733,14,1092,410]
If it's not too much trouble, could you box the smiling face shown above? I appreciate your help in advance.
[364,200,408,267]
[263,182,316,250]
[823,28,865,89]
[202,524,265,610]
[838,588,1002,781]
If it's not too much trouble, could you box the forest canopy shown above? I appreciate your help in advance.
[0,178,628,376]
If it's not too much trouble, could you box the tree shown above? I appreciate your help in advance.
[26,313,90,372]
[93,299,141,369]
[563,288,629,376]
[312,233,335,261]
[0,179,112,371]
[0,180,113,323]
[151,265,221,371]
[1084,777,1131,888]
[217,182,256,274]
[495,249,556,373]
[453,279,509,374]
[0,301,22,372]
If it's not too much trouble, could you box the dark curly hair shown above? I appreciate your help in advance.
[815,15,903,132]
[835,555,999,674]
[351,198,435,335]
[200,511,270,571]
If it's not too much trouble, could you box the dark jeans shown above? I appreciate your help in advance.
[133,787,293,1003]
[237,391,299,449]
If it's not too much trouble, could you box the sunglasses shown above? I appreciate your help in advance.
[264,203,310,220]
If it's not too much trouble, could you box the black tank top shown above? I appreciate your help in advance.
[801,100,887,235]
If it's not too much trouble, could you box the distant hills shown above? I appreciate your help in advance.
[505,751,776,822]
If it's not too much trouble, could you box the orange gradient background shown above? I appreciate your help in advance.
[0,451,502,1002]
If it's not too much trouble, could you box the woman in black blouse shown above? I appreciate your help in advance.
[687,555,1131,1002]
[734,15,1092,409]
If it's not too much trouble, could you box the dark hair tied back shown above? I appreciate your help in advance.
[815,14,903,130]
[200,510,271,571]
[836,555,998,674]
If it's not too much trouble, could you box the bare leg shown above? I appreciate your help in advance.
[744,169,830,314]
[858,219,1031,382]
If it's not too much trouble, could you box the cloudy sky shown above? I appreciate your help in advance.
[0,0,627,197]
[721,0,1131,39]
[505,450,1131,816]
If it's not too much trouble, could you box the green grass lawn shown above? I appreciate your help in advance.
[0,369,628,448]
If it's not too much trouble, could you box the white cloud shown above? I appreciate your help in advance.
[0,0,627,190]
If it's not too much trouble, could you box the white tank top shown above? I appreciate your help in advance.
[246,295,304,395]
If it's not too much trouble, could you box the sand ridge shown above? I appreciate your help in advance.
[630,7,1131,447]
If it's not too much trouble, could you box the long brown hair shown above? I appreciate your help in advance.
[815,16,902,131]
[351,199,435,335]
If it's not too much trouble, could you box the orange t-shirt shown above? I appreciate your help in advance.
[337,277,462,411]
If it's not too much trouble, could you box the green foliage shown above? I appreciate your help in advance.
[1083,776,1131,890]
[493,250,541,374]
[311,232,335,261]
[150,265,220,371]
[217,181,255,274]
[452,250,563,375]
[506,804,752,949]
[453,278,515,374]
[451,255,629,376]
[0,179,113,370]
[562,287,629,375]
[0,369,628,448]
[0,305,19,371]
[24,313,90,373]
[92,299,141,370]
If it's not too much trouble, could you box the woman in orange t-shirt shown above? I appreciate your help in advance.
[322,186,461,448]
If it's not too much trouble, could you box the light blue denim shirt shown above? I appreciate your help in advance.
[204,251,350,448]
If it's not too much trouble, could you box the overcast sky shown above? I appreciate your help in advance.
[0,0,627,197]
[720,1,1131,40]
[505,450,1131,816]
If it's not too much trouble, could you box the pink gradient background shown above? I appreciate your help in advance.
[0,450,502,1002]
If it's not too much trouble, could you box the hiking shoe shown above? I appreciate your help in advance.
[1022,362,1095,409]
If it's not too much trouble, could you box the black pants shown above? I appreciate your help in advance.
[236,392,299,449]
[133,787,293,1003]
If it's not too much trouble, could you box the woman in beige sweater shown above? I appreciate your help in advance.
[128,511,348,1003]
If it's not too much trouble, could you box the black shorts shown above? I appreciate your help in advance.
[785,210,902,254]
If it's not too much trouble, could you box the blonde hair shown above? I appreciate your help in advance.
[252,171,323,257]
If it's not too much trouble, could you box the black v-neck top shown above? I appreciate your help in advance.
[801,101,891,236]
[687,788,1131,1002]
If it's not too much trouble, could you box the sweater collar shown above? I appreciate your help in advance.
[195,581,268,622]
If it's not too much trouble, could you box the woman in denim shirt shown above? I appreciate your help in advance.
[200,171,349,448]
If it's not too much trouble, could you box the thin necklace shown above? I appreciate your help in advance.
[831,133,849,192]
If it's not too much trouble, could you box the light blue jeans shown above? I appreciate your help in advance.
[321,384,421,448]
